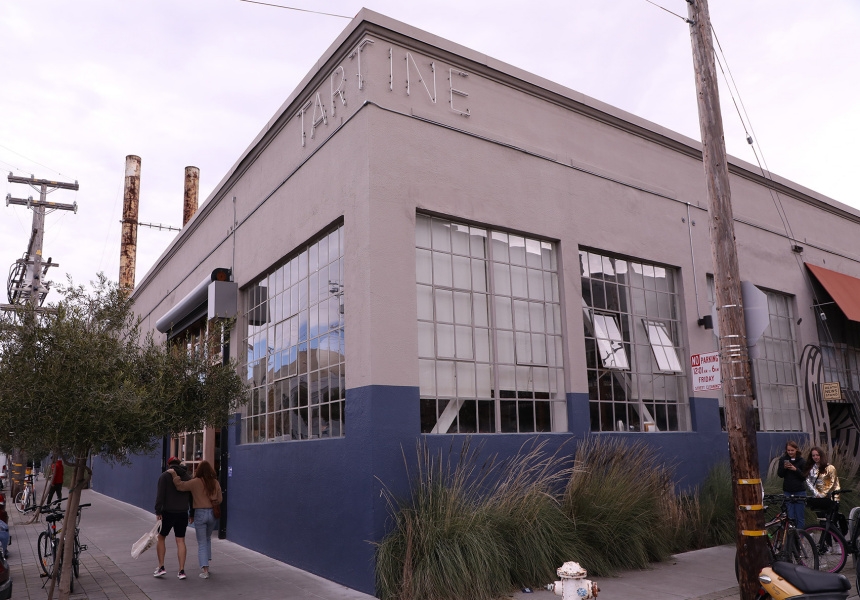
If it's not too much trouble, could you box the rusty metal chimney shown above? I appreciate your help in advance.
[183,166,199,226]
[119,155,141,291]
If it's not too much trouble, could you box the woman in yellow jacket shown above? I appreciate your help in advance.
[805,446,840,513]
[170,460,222,579]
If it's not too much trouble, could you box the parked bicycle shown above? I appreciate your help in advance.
[13,474,35,513]
[804,488,853,573]
[763,494,819,569]
[27,500,90,593]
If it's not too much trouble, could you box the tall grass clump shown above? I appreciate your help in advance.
[375,440,577,600]
[486,441,580,589]
[688,462,735,548]
[561,436,678,575]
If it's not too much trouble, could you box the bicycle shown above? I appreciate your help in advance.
[804,488,852,573]
[13,474,36,513]
[30,501,90,593]
[762,494,819,570]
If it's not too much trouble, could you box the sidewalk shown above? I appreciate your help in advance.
[6,489,859,600]
[511,545,858,600]
[6,488,376,599]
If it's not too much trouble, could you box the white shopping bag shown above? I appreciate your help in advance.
[131,521,161,559]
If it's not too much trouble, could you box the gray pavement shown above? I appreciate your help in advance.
[7,487,376,599]
[7,489,860,600]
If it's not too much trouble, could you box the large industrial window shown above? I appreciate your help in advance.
[752,291,804,431]
[416,214,566,434]
[581,250,689,432]
[706,278,804,432]
[241,224,345,443]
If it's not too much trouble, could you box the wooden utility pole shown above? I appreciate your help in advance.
[4,173,78,498]
[687,1,769,598]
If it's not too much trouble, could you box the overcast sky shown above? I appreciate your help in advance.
[1,0,858,299]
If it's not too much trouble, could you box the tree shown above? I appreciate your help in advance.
[0,275,246,599]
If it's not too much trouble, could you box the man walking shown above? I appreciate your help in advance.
[46,457,64,504]
[154,456,193,580]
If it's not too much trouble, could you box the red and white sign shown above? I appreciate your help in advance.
[691,351,722,392]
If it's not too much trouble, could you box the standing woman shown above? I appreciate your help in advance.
[806,446,840,512]
[170,460,222,579]
[777,441,807,528]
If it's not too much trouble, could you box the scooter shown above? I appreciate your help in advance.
[758,561,851,599]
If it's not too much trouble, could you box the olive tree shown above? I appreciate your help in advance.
[0,275,246,599]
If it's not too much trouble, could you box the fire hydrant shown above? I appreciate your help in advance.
[548,561,599,599]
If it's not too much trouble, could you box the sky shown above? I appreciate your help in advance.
[1,0,858,300]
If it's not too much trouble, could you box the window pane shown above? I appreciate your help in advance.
[435,289,454,323]
[453,255,472,290]
[433,252,453,287]
[452,224,470,255]
[417,285,433,320]
[437,324,455,358]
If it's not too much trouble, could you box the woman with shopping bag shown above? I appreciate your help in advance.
[169,460,222,579]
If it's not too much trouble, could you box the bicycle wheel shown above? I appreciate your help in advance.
[73,535,81,578]
[14,491,26,513]
[788,528,819,570]
[805,525,847,572]
[37,532,56,576]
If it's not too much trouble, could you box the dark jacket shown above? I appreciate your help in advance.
[155,464,192,515]
[777,453,807,493]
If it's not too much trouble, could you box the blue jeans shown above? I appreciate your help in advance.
[785,491,806,529]
[194,508,216,568]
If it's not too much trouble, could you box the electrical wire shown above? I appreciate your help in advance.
[643,0,693,24]
[642,0,843,352]
[238,0,351,19]
[0,144,73,180]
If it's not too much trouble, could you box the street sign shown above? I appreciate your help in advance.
[691,351,722,392]
[822,382,843,401]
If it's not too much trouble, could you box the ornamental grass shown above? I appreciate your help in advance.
[376,436,764,600]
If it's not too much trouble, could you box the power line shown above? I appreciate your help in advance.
[643,0,693,24]
[0,144,73,180]
[238,0,351,19]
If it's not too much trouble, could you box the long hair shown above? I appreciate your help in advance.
[194,460,218,497]
[806,446,830,474]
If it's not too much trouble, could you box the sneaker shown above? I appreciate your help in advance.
[199,571,209,579]
[153,566,166,578]
[177,570,186,580]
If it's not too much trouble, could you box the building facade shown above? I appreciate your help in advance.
[94,10,860,595]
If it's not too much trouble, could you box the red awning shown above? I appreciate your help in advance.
[806,263,860,323]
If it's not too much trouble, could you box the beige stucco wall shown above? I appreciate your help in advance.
[130,9,860,411]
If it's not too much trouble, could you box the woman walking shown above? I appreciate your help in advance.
[170,460,222,579]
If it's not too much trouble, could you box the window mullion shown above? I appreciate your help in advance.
[486,232,502,433]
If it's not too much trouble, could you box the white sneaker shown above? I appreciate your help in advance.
[199,571,209,579]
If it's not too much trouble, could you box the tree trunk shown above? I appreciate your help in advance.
[50,454,87,600]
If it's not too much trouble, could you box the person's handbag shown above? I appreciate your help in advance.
[212,502,221,519]
[131,521,161,559]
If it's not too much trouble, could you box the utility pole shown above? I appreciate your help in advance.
[687,1,769,598]
[4,173,78,497]
[4,174,78,309]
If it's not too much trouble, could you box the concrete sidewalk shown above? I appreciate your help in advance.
[6,488,376,599]
[6,489,860,600]
[511,545,858,600]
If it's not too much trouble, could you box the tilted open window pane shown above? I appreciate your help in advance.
[592,313,629,370]
[642,319,682,372]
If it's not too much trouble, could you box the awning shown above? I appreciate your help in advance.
[155,268,236,334]
[806,263,860,323]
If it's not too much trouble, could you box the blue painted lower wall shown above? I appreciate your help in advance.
[92,387,809,596]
